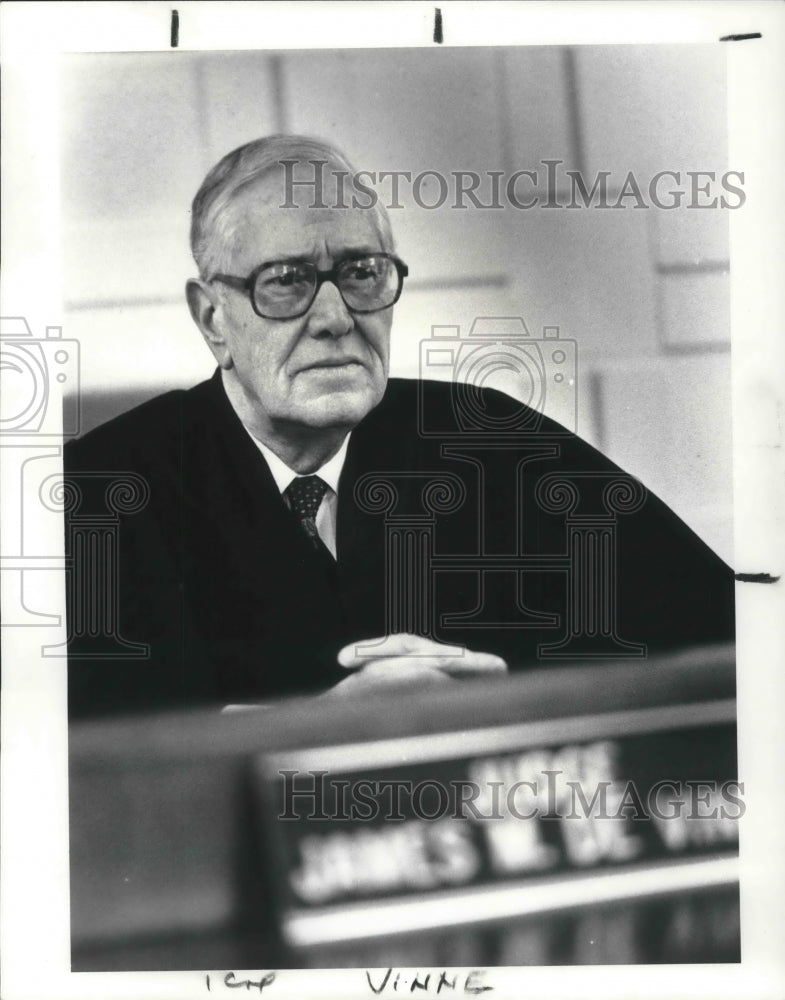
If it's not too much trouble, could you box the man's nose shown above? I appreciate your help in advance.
[305,279,354,338]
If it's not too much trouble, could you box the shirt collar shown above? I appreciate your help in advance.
[252,434,349,495]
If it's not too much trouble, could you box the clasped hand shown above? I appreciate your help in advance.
[324,632,508,696]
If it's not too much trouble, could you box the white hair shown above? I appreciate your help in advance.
[190,134,394,279]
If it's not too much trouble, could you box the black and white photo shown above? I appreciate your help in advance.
[1,4,783,999]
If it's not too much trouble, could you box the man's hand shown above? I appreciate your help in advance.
[323,633,508,697]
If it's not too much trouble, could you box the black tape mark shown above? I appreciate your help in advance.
[720,32,762,42]
[735,572,780,583]
[171,9,179,48]
[433,8,443,44]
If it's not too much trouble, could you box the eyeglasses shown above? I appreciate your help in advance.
[210,253,408,320]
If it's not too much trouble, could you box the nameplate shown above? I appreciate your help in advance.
[254,698,738,946]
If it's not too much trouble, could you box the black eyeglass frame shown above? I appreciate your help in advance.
[210,253,409,320]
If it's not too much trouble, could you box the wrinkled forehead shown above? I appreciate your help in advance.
[218,166,391,272]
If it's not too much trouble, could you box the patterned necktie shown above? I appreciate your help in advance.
[284,475,330,550]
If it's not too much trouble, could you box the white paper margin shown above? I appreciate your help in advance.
[1,3,783,999]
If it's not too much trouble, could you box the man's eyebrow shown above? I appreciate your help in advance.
[255,247,385,268]
[255,255,313,268]
[335,245,385,257]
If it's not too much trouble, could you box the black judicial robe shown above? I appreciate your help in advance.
[64,371,735,717]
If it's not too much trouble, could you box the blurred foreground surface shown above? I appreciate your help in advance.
[70,644,738,969]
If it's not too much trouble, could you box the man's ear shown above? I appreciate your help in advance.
[185,278,233,369]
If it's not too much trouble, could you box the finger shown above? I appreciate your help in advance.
[346,651,507,677]
[365,650,506,676]
[437,650,508,676]
[337,633,462,667]
[336,636,385,668]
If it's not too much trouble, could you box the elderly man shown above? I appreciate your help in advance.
[65,135,734,717]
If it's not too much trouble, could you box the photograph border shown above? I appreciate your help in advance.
[1,2,783,998]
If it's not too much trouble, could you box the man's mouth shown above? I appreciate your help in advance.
[302,359,364,371]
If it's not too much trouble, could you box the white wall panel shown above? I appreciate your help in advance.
[658,271,731,349]
[507,206,659,360]
[64,217,193,307]
[575,44,728,184]
[282,47,506,173]
[652,206,730,268]
[61,53,280,309]
[61,53,208,223]
[65,303,213,395]
[197,53,280,166]
[504,47,578,181]
[594,355,733,563]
